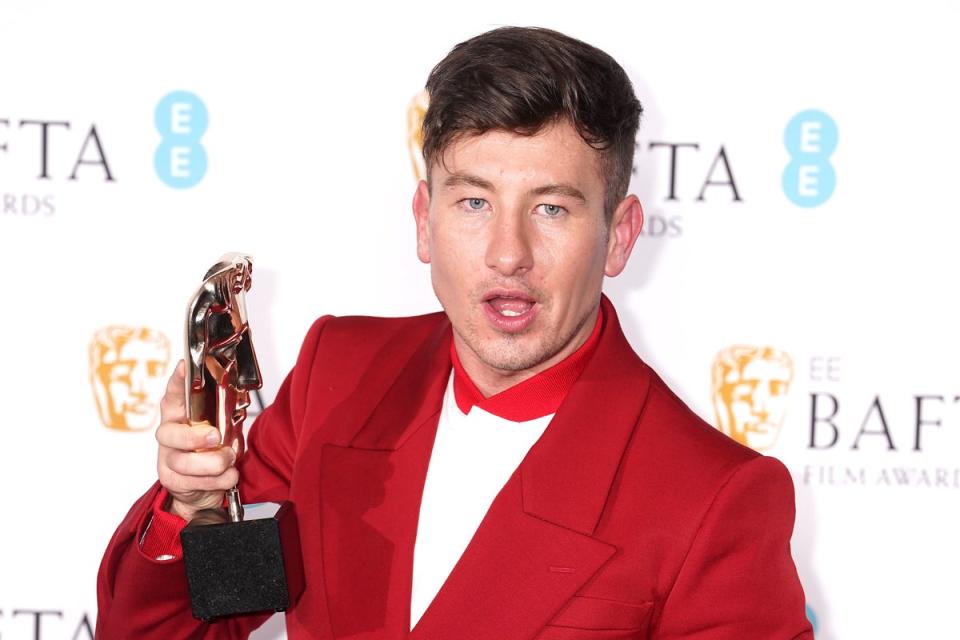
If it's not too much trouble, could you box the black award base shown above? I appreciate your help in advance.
[180,500,304,621]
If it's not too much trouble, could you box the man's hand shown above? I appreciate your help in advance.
[155,360,239,521]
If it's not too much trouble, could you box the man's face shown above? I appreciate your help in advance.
[720,358,792,451]
[413,121,641,388]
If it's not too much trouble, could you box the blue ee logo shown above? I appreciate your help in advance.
[154,91,208,188]
[782,110,837,207]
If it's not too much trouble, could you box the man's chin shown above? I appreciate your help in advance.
[466,335,548,374]
[476,350,543,374]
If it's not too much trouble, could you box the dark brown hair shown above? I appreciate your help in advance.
[422,26,643,217]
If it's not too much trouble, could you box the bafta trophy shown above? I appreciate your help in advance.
[179,253,303,621]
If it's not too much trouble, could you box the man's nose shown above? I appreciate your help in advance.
[485,210,533,276]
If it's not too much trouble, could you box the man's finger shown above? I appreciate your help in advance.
[164,447,236,478]
[156,420,222,451]
[159,360,187,423]
[160,466,239,496]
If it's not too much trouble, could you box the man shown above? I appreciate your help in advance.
[97,27,813,639]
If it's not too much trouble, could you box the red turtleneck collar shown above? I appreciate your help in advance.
[450,305,604,422]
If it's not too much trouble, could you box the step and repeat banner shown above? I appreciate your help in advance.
[1,2,957,638]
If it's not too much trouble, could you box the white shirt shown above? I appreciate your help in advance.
[409,373,553,629]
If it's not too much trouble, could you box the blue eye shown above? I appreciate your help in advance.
[537,203,565,217]
[467,198,487,210]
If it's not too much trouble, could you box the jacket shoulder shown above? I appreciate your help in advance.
[639,370,760,473]
[612,368,790,525]
[285,310,448,442]
[604,367,797,584]
[297,311,447,374]
[317,310,447,347]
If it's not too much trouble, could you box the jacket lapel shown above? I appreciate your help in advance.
[319,321,452,639]
[521,297,653,535]
[408,476,617,640]
[410,298,653,639]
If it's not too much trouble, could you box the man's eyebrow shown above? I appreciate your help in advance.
[442,175,587,203]
[442,173,495,190]
[529,183,587,203]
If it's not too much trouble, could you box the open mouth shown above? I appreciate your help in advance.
[482,290,539,332]
[488,297,534,317]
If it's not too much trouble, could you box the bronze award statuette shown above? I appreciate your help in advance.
[179,253,304,621]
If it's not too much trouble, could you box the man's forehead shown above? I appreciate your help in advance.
[431,123,604,192]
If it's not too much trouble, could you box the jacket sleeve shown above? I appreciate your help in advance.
[95,316,331,639]
[655,456,814,640]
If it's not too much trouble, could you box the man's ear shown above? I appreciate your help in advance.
[412,180,431,264]
[604,195,644,277]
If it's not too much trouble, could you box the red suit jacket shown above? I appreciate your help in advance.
[97,298,813,639]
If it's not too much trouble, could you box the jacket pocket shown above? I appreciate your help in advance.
[536,595,653,639]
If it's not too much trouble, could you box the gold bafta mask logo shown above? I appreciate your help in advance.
[711,345,794,451]
[407,89,429,181]
[90,326,171,431]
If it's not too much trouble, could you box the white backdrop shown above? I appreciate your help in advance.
[1,2,958,638]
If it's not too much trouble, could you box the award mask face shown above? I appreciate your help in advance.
[712,345,794,451]
[90,326,171,431]
[185,254,263,459]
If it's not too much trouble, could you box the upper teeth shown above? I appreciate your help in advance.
[501,309,522,317]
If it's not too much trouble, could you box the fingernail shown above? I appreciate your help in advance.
[205,430,221,446]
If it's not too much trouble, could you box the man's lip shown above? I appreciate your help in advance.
[482,289,537,303]
[481,290,539,333]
